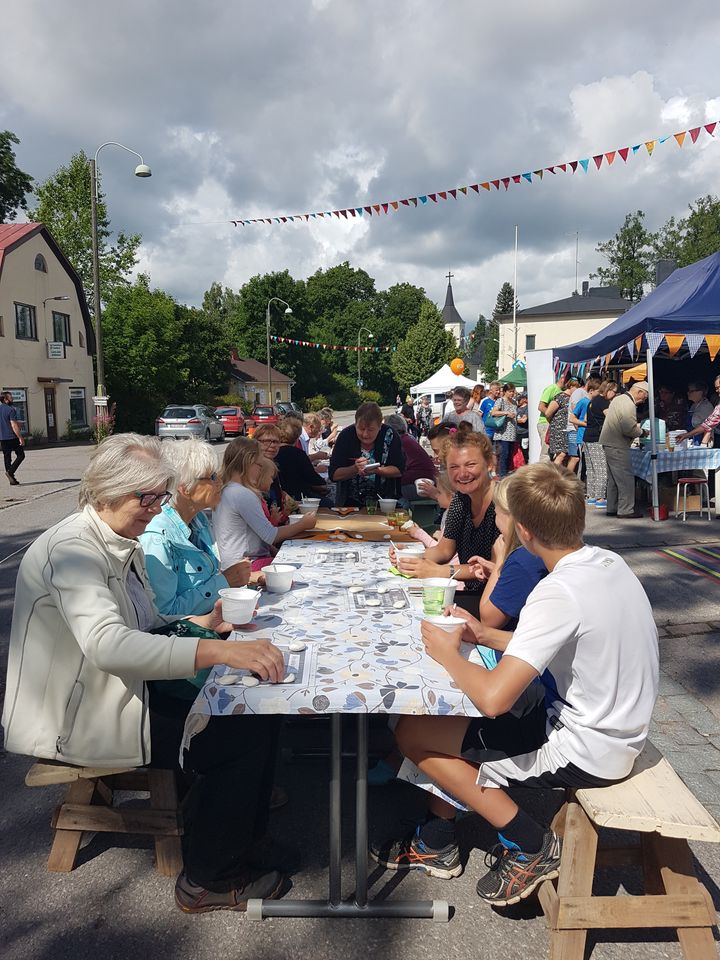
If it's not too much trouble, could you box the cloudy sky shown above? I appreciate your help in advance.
[2,0,719,329]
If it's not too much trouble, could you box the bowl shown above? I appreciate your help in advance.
[218,587,259,625]
[422,614,466,633]
[263,563,296,593]
[378,498,397,514]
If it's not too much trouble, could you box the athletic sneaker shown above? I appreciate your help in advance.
[586,498,597,505]
[370,824,462,879]
[174,868,285,913]
[593,499,607,509]
[475,829,561,906]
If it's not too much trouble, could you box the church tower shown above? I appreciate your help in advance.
[441,271,465,346]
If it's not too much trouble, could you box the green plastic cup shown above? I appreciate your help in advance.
[421,578,457,615]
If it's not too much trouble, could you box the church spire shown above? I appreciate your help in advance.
[441,271,465,346]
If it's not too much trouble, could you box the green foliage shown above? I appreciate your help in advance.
[483,285,518,381]
[674,195,720,267]
[359,389,383,405]
[0,130,33,222]
[212,393,253,413]
[463,315,487,366]
[28,151,141,315]
[391,300,457,392]
[327,373,362,410]
[305,394,330,411]
[591,210,653,300]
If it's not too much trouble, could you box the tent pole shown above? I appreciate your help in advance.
[647,351,660,521]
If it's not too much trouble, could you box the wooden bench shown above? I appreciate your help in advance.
[537,742,720,959]
[26,760,183,877]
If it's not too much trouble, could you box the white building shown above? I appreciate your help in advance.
[496,282,633,374]
[0,223,96,440]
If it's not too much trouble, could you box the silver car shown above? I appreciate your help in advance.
[155,404,225,442]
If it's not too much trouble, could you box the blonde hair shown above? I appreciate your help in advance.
[253,422,282,442]
[506,463,585,548]
[79,434,173,508]
[492,477,521,568]
[256,455,278,491]
[440,428,494,468]
[221,437,264,489]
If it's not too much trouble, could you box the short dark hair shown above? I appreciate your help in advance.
[451,386,471,401]
[355,401,383,425]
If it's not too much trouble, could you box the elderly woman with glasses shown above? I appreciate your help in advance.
[139,438,251,617]
[2,434,289,913]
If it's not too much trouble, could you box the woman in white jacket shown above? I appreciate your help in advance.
[2,434,286,913]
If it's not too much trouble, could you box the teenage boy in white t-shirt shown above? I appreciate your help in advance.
[371,462,659,907]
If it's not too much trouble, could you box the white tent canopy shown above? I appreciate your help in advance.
[411,363,478,395]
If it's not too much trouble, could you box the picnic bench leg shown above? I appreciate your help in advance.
[653,835,718,960]
[329,713,343,906]
[147,769,183,878]
[549,798,598,960]
[47,777,97,872]
[354,714,369,908]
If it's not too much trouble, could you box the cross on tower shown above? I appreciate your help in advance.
[446,270,454,283]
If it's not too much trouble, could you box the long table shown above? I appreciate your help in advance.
[304,507,414,541]
[183,539,480,921]
[629,446,720,517]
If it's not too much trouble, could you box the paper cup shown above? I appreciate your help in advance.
[421,578,457,615]
[298,499,321,514]
[415,478,434,495]
[378,498,397,514]
[423,614,465,633]
[264,563,295,593]
[218,587,259,625]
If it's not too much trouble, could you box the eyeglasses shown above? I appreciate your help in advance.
[198,472,219,482]
[258,438,280,445]
[133,490,172,508]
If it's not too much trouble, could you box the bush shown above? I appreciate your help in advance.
[212,394,253,414]
[359,389,383,405]
[305,394,329,412]
[27,428,46,445]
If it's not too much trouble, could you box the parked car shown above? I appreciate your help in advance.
[247,405,281,432]
[276,401,303,418]
[214,405,246,437]
[155,404,225,442]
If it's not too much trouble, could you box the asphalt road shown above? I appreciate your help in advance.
[1,439,720,959]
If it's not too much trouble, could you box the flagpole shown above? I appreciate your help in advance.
[512,225,519,361]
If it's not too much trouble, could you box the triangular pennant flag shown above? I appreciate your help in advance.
[491,179,500,190]
[355,207,363,215]
[480,182,491,191]
[364,206,372,215]
[348,209,356,216]
[534,169,544,179]
[373,204,381,213]
[333,211,340,218]
[605,150,616,164]
[546,166,556,174]
[706,335,720,361]
[470,184,480,192]
[658,135,670,144]
[501,178,510,190]
[645,140,656,155]
[438,191,447,200]
[339,210,348,218]
[635,334,643,355]
[593,155,603,169]
[390,201,399,210]
[632,144,641,154]
[645,332,664,356]
[409,197,418,206]
[419,196,428,204]
[400,199,410,206]
[448,189,457,199]
[578,159,589,172]
[522,172,532,183]
[570,161,578,173]
[705,122,717,136]
[618,147,630,161]
[382,203,389,214]
[689,126,701,143]
[428,193,437,202]
[685,334,704,358]
[626,339,636,360]
[512,174,521,184]
[674,131,686,147]
[459,186,468,195]
[665,334,684,356]
[558,164,568,173]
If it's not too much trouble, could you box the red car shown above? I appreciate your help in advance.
[247,405,281,433]
[214,405,246,436]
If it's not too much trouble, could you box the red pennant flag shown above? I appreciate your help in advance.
[364,206,372,215]
[280,216,287,223]
[400,198,410,206]
[605,151,616,165]
[373,204,381,213]
[304,214,310,221]
[470,184,480,193]
[674,131,686,147]
[333,211,340,218]
[390,201,399,210]
[501,177,510,190]
[689,126,701,143]
[593,154,603,169]
[382,203,389,214]
[449,188,457,199]
[438,191,447,200]
[618,147,630,162]
[340,210,348,218]
[557,163,567,172]
[546,166,556,174]
[705,122,717,136]
[569,161,578,173]
[512,174,521,184]
[428,193,437,202]
[491,179,500,190]
[349,208,356,216]
[480,182,491,191]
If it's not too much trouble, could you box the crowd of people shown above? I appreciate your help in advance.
[2,389,661,915]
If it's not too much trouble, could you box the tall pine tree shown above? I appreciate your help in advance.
[391,300,456,392]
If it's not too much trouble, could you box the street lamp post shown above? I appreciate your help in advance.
[357,326,374,388]
[265,298,292,405]
[89,142,152,400]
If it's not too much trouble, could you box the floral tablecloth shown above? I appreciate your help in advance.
[182,540,481,749]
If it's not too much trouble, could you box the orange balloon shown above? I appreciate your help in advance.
[450,357,465,376]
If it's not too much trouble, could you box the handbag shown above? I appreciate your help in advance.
[484,413,507,430]
[511,445,525,470]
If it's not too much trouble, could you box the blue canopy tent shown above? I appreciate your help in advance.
[554,251,720,519]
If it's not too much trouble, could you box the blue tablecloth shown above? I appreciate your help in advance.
[629,447,720,482]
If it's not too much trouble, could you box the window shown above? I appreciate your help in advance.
[0,315,4,337]
[52,311,72,345]
[1,388,29,434]
[69,387,87,427]
[34,253,47,272]
[15,303,37,340]
[78,330,85,348]
[525,334,536,351]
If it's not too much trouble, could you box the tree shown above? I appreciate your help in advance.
[391,300,456,392]
[463,314,488,367]
[483,283,517,381]
[591,210,653,300]
[0,130,33,222]
[28,151,141,315]
[675,195,720,267]
[176,303,232,403]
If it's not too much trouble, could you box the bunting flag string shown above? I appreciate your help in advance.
[227,119,718,228]
[568,331,720,368]
[270,334,395,353]
[685,334,705,358]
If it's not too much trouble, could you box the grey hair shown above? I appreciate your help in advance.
[79,433,175,508]
[384,413,407,434]
[160,438,218,500]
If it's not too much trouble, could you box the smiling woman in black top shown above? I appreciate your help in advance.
[394,430,501,614]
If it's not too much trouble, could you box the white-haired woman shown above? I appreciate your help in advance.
[139,438,251,617]
[2,434,287,913]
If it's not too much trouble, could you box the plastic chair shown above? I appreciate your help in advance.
[674,477,711,521]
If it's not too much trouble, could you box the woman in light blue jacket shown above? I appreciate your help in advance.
[140,439,251,616]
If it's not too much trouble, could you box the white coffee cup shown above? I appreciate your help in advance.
[218,587,259,625]
[263,563,295,593]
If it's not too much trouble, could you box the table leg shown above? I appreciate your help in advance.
[329,713,343,906]
[354,714,369,908]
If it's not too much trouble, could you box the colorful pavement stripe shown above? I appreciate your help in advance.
[658,544,720,582]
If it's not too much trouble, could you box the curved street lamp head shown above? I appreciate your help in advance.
[368,332,374,339]
[284,307,292,315]
[134,163,152,178]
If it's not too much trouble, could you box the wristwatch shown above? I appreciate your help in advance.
[448,564,457,578]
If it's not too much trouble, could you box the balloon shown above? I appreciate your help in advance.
[450,357,465,376]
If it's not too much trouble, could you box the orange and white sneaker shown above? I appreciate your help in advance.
[370,825,462,879]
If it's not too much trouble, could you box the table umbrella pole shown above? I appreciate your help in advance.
[647,353,660,521]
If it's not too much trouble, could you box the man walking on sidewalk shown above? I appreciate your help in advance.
[1,392,25,485]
